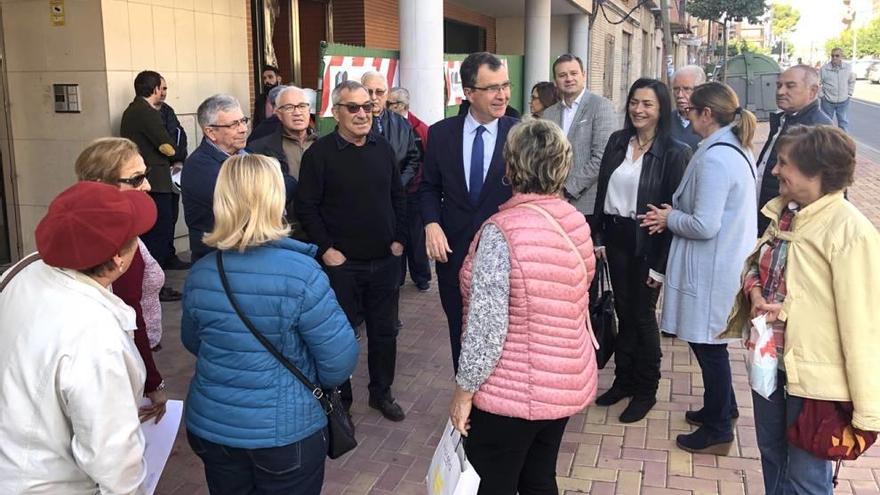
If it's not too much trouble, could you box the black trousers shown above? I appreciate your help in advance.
[438,273,463,373]
[690,342,738,436]
[605,217,661,398]
[400,196,431,286]
[465,407,569,495]
[141,192,179,266]
[324,255,400,404]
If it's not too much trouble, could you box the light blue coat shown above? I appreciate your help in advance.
[660,125,758,344]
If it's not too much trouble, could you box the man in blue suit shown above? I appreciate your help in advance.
[420,52,517,371]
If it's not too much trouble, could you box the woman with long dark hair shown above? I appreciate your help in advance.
[591,78,692,423]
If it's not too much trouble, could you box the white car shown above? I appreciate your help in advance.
[868,62,880,84]
[854,58,880,79]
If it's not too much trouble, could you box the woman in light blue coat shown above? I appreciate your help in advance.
[641,82,757,455]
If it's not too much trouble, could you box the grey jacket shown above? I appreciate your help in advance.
[820,62,855,103]
[542,91,617,216]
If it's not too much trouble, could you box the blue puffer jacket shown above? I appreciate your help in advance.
[181,238,358,449]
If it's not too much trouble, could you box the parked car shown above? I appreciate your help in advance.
[853,58,880,79]
[868,62,880,84]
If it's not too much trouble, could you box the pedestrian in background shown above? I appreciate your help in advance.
[591,78,691,424]
[641,82,758,454]
[449,119,597,495]
[819,48,855,132]
[182,154,358,495]
[722,125,880,493]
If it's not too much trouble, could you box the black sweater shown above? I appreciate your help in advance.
[294,131,406,260]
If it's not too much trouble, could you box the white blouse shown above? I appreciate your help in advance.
[604,142,643,219]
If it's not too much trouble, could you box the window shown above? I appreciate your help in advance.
[603,35,615,100]
[444,19,486,54]
[620,32,632,104]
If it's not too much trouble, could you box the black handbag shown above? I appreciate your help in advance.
[216,251,357,459]
[590,259,617,369]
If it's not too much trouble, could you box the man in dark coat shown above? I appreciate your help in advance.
[670,65,705,151]
[755,65,832,234]
[156,76,189,271]
[253,65,281,128]
[420,52,517,371]
[120,70,182,300]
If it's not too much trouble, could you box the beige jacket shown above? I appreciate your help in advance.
[720,192,880,431]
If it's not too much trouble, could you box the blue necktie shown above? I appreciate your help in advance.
[469,126,486,205]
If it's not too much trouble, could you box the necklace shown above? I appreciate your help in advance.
[634,133,655,151]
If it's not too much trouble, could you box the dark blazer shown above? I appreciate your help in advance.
[419,114,516,282]
[756,99,831,233]
[159,103,188,163]
[120,97,175,192]
[592,130,692,275]
[253,92,269,127]
[247,115,281,145]
[670,114,701,151]
[372,110,421,187]
[181,139,232,261]
[247,128,308,238]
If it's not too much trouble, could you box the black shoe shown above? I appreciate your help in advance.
[676,427,734,455]
[416,282,430,292]
[161,256,192,270]
[661,331,676,338]
[395,319,403,330]
[159,286,182,302]
[595,386,632,407]
[684,407,740,427]
[369,397,406,422]
[619,396,657,423]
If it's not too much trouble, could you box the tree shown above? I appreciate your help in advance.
[771,3,800,61]
[687,0,770,79]
[825,17,880,59]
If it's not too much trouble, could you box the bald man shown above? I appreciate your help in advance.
[755,65,832,233]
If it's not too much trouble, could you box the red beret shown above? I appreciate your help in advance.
[35,182,157,270]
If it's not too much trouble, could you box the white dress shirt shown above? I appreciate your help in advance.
[462,110,499,192]
[755,113,787,197]
[561,87,587,135]
[604,143,643,219]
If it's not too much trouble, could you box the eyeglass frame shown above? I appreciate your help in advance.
[117,167,151,188]
[208,117,250,129]
[277,103,311,114]
[334,102,375,114]
[466,81,513,95]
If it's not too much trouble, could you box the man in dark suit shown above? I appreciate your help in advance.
[120,70,181,300]
[420,52,517,371]
[670,65,705,151]
[253,65,282,128]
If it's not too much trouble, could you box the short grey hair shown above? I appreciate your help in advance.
[331,80,367,105]
[197,94,241,128]
[360,71,385,86]
[267,85,287,107]
[672,65,706,85]
[389,87,410,108]
[503,119,572,195]
[275,85,305,104]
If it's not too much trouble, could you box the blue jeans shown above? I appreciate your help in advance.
[752,370,833,495]
[689,342,737,437]
[187,428,327,495]
[820,97,850,132]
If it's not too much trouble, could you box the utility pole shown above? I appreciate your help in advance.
[660,0,674,84]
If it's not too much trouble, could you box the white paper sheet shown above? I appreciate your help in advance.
[140,399,183,495]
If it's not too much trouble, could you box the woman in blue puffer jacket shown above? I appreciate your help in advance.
[181,154,358,495]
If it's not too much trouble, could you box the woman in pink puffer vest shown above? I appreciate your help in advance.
[449,119,599,495]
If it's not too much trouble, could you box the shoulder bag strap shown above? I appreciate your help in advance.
[516,203,600,350]
[215,252,333,412]
[708,142,756,181]
[0,253,42,293]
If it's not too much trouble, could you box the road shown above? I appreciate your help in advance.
[847,98,880,155]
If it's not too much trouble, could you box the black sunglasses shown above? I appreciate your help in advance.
[334,102,374,114]
[117,168,150,188]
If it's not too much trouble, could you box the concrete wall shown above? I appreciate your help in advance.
[496,15,569,62]
[0,0,251,256]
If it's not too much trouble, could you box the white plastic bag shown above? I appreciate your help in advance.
[745,314,778,400]
[426,420,481,495]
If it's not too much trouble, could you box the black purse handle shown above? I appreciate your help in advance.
[216,251,334,414]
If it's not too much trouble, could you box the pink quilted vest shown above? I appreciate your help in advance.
[460,193,599,421]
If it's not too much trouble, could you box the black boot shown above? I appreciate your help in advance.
[676,427,734,455]
[595,385,632,406]
[619,396,656,423]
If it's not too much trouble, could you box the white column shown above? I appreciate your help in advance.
[523,0,552,111]
[399,0,444,125]
[569,14,591,72]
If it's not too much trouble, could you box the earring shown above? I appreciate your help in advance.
[501,176,511,186]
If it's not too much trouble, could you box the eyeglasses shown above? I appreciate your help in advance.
[335,102,374,114]
[683,106,703,115]
[832,54,843,58]
[117,168,150,188]
[277,103,310,113]
[673,86,695,95]
[209,117,250,129]
[367,88,387,97]
[468,82,512,95]
[386,100,405,107]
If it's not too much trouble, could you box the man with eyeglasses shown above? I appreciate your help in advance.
[120,70,184,301]
[541,53,616,223]
[295,80,407,423]
[181,94,259,262]
[670,65,706,151]
[248,86,316,236]
[247,84,287,145]
[819,48,856,131]
[420,51,518,371]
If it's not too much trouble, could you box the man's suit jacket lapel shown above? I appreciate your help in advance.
[477,118,511,206]
[568,93,592,140]
[450,115,469,201]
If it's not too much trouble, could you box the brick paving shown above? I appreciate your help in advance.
[153,122,880,495]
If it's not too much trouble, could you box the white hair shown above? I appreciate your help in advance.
[388,87,410,108]
[196,94,241,128]
[672,65,707,85]
[275,85,305,105]
[360,71,386,86]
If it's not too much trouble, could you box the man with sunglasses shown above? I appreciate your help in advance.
[295,80,407,422]
[819,48,856,132]
[120,70,184,301]
[420,51,518,371]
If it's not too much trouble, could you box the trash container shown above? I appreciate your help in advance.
[716,53,781,121]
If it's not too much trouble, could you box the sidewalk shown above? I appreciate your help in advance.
[153,122,880,495]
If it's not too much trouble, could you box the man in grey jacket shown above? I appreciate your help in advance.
[820,48,856,131]
[541,54,616,221]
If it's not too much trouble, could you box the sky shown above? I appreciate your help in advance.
[775,0,874,62]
